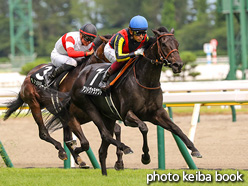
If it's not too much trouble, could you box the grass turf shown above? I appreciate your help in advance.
[0,168,247,186]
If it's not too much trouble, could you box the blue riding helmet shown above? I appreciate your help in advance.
[129,15,148,31]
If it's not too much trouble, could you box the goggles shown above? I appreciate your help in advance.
[82,33,95,42]
[133,30,147,36]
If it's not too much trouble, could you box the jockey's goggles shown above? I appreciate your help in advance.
[82,34,95,42]
[133,30,147,36]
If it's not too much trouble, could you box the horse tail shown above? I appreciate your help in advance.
[3,93,25,121]
[38,86,71,133]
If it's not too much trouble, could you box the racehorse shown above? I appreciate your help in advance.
[41,27,202,175]
[3,35,125,169]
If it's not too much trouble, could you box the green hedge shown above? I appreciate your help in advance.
[20,57,50,75]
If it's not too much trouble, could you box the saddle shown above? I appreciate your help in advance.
[81,57,137,96]
[30,64,68,89]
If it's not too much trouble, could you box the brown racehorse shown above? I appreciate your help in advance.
[3,35,125,168]
[41,27,202,175]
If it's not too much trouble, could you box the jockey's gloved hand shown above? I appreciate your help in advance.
[134,48,145,56]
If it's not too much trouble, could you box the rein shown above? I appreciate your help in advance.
[133,61,161,90]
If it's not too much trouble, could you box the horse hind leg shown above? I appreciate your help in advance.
[65,116,90,168]
[125,110,151,165]
[83,102,133,154]
[113,123,124,170]
[29,104,67,160]
[152,108,202,158]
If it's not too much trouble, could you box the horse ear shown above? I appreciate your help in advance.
[99,35,109,44]
[170,28,175,34]
[152,29,161,36]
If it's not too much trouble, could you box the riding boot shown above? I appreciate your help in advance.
[44,64,74,87]
[99,67,114,91]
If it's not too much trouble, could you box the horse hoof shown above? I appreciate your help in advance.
[191,151,202,158]
[79,162,90,169]
[123,147,133,154]
[141,154,151,165]
[58,151,68,160]
[114,161,124,170]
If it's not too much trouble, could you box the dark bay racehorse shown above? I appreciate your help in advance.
[2,35,125,168]
[42,27,202,175]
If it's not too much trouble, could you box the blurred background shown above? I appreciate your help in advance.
[0,0,247,81]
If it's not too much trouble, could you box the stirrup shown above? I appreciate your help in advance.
[99,81,107,89]
[44,74,54,87]
[99,70,109,90]
[99,82,111,92]
[99,82,109,92]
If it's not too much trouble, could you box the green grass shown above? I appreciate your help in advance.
[0,168,247,186]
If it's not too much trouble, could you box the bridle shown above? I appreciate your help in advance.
[144,33,179,67]
[134,33,179,90]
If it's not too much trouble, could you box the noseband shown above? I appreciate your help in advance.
[147,33,179,66]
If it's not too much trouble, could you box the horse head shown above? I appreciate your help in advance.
[151,27,183,73]
[86,35,112,65]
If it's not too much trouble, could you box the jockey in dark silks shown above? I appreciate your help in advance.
[44,23,97,87]
[99,15,149,91]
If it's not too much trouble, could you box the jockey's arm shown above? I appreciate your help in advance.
[66,36,94,58]
[87,45,95,55]
[114,35,135,62]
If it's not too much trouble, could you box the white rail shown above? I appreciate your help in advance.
[163,91,248,105]
[161,80,248,92]
[1,80,248,142]
[161,80,248,144]
[0,88,20,107]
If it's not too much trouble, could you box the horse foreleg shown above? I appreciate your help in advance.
[125,110,150,164]
[151,108,202,158]
[65,116,89,168]
[29,104,67,160]
[113,123,124,170]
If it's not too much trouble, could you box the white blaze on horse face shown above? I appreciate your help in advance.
[36,66,53,80]
[89,68,105,86]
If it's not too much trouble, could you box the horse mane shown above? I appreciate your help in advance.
[93,34,112,49]
[144,26,171,50]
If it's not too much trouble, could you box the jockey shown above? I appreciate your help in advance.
[99,15,149,91]
[44,23,97,86]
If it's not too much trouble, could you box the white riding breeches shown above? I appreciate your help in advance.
[51,48,84,67]
[104,43,116,63]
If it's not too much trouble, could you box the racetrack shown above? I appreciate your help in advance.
[0,113,247,170]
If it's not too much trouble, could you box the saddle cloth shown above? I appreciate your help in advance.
[81,64,110,96]
[30,64,67,88]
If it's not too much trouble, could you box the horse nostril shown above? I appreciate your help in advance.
[175,62,183,69]
[172,63,179,68]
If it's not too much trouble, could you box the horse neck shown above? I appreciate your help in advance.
[135,46,162,87]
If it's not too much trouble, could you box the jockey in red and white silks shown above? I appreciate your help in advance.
[51,31,95,67]
[44,23,97,87]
